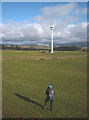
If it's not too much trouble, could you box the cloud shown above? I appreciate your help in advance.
[82,8,87,15]
[1,21,87,45]
[34,3,78,24]
[41,3,76,19]
[75,7,87,16]
[1,3,87,45]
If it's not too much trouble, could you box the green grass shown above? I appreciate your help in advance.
[2,50,87,118]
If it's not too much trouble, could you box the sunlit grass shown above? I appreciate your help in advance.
[2,50,87,118]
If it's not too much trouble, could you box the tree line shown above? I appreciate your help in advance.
[0,44,87,51]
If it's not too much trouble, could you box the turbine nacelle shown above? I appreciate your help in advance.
[50,26,53,30]
[50,21,55,30]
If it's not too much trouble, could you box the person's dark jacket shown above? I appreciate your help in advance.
[46,87,51,96]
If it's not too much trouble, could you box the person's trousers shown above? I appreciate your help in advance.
[45,96,53,111]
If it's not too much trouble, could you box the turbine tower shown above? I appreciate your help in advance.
[50,21,55,53]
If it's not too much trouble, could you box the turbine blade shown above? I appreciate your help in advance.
[53,20,56,28]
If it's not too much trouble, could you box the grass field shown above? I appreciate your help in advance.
[2,50,87,118]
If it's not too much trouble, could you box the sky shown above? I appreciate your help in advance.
[1,2,87,45]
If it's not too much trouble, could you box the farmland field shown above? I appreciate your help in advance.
[2,50,87,118]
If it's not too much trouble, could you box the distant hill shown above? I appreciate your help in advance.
[54,41,87,48]
[2,41,87,47]
[1,41,88,49]
[0,43,88,51]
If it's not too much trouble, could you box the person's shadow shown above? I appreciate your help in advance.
[15,93,44,109]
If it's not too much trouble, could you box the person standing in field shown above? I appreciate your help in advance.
[44,84,55,111]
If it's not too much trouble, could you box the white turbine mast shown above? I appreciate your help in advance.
[50,21,55,53]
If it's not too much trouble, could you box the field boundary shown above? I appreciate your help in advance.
[2,54,87,61]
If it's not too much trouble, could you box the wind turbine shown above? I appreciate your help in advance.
[50,21,55,53]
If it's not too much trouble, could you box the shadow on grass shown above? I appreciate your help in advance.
[15,93,44,109]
